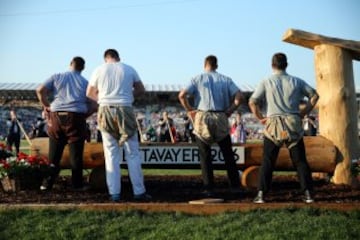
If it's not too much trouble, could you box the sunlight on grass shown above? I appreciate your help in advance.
[0,208,359,240]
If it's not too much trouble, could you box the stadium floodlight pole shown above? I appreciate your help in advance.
[15,118,33,147]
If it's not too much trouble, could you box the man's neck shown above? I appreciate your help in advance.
[273,69,286,74]
[106,58,119,64]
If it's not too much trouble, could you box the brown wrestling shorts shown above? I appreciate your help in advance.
[47,111,87,143]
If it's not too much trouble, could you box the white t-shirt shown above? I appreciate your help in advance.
[89,62,141,106]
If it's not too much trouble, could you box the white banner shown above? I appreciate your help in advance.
[121,146,244,164]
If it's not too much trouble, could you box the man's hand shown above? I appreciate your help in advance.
[249,100,267,125]
[259,117,268,125]
[187,110,197,122]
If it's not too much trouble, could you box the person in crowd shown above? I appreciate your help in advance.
[85,123,91,142]
[158,111,176,143]
[183,114,195,143]
[31,110,48,138]
[249,52,319,203]
[146,125,157,142]
[6,109,21,155]
[86,48,151,202]
[36,56,97,191]
[95,121,103,143]
[230,112,247,144]
[178,55,244,197]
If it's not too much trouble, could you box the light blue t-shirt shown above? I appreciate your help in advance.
[44,71,89,113]
[250,71,317,116]
[185,71,240,111]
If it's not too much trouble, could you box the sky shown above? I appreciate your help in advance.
[0,0,359,90]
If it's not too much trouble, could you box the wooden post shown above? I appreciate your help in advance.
[283,29,360,185]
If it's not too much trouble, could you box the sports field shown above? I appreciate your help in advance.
[1,140,360,239]
[0,208,359,240]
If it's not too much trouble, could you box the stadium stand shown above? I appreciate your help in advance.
[1,83,359,140]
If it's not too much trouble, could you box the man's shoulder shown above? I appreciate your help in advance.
[122,63,137,71]
[215,72,232,80]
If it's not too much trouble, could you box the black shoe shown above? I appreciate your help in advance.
[40,179,53,191]
[230,187,242,194]
[303,190,314,203]
[70,184,91,192]
[40,185,50,191]
[110,194,122,203]
[133,192,152,201]
[253,191,265,204]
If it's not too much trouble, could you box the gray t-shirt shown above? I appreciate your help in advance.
[44,71,89,113]
[250,71,317,116]
[185,71,240,111]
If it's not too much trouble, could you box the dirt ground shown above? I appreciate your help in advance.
[1,174,359,205]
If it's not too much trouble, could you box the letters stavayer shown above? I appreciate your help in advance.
[120,146,244,164]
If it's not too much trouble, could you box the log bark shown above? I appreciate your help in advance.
[314,44,360,184]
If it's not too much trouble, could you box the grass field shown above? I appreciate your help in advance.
[1,142,360,239]
[0,208,359,240]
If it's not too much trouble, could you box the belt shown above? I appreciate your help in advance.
[57,112,70,116]
[202,110,225,113]
[56,112,85,116]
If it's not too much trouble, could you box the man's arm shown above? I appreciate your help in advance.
[225,90,244,116]
[85,98,98,118]
[249,100,267,124]
[178,89,194,112]
[86,85,99,102]
[133,81,145,98]
[299,93,319,118]
[36,84,51,112]
[178,89,197,120]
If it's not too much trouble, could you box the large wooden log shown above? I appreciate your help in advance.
[31,138,105,169]
[31,136,336,173]
[282,28,360,185]
[244,136,337,172]
[314,44,360,184]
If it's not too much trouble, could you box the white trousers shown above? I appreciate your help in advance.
[101,131,146,196]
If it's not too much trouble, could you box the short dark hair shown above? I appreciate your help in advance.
[272,53,288,70]
[204,55,218,70]
[71,56,85,71]
[104,49,120,61]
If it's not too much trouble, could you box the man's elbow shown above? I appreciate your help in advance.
[313,93,320,102]
[36,85,46,97]
[178,90,186,101]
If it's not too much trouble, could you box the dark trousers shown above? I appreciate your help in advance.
[196,135,240,190]
[6,134,20,155]
[258,137,313,193]
[47,137,85,188]
[159,132,172,142]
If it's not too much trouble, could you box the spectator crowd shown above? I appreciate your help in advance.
[0,105,272,143]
